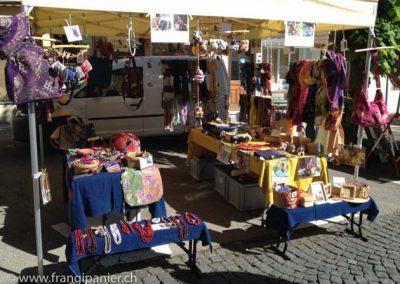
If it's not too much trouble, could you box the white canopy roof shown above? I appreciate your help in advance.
[21,0,379,38]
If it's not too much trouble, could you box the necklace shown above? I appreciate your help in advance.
[170,215,188,240]
[110,224,122,245]
[103,226,112,254]
[184,212,201,226]
[74,229,85,256]
[85,228,97,253]
[133,221,154,243]
[120,221,130,235]
[94,226,112,254]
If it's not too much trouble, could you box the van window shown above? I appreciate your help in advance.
[74,66,144,99]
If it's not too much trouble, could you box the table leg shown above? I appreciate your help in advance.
[270,236,290,260]
[345,212,368,242]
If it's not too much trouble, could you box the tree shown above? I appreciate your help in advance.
[345,0,400,93]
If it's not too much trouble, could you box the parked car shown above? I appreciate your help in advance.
[10,55,230,143]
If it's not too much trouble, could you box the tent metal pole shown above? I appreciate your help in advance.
[23,3,44,277]
[28,102,44,277]
[354,27,374,181]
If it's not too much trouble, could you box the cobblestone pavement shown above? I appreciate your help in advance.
[79,210,400,284]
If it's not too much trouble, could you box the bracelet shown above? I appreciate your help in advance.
[151,217,161,224]
[184,212,201,226]
[110,224,122,245]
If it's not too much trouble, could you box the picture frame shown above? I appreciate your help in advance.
[340,184,356,200]
[324,183,331,198]
[310,182,327,204]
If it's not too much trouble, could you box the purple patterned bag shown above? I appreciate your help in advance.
[5,41,63,104]
[0,13,30,59]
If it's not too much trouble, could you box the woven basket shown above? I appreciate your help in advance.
[73,159,100,174]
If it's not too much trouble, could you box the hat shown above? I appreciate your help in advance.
[0,13,30,58]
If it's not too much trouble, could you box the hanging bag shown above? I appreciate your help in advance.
[351,47,390,127]
[121,56,144,110]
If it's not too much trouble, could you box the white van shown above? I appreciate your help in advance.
[57,56,229,138]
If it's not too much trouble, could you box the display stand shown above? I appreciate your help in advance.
[353,27,373,182]
[28,102,44,276]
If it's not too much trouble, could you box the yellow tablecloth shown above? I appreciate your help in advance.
[187,129,329,205]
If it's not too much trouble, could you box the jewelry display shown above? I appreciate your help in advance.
[110,224,122,245]
[74,229,85,256]
[184,212,201,226]
[133,221,154,243]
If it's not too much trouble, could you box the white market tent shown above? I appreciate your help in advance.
[19,0,379,276]
[21,0,379,39]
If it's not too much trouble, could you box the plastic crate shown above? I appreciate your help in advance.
[214,165,235,197]
[189,157,222,181]
[227,174,266,211]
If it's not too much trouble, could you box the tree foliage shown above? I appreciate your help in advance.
[345,0,400,85]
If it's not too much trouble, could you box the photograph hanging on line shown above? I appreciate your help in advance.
[63,25,82,42]
[338,144,366,167]
[150,14,189,43]
[284,21,315,47]
[297,156,321,178]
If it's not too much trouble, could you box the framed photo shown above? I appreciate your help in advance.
[217,143,231,165]
[324,183,331,198]
[297,156,321,178]
[271,158,289,184]
[340,184,356,199]
[310,182,327,204]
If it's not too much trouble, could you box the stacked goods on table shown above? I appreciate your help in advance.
[68,132,153,175]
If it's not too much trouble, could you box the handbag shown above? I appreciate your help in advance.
[5,41,63,104]
[0,13,30,59]
[121,166,163,207]
[351,48,390,127]
[121,56,144,110]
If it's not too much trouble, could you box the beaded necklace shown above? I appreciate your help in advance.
[170,215,188,240]
[110,224,122,245]
[74,229,85,256]
[120,221,130,235]
[133,221,154,243]
[85,228,97,253]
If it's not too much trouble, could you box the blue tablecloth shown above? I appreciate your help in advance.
[66,217,212,276]
[70,171,167,230]
[265,198,379,240]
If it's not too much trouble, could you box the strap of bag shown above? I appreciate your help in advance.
[122,56,143,111]
[372,43,381,89]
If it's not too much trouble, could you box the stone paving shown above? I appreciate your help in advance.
[83,210,400,284]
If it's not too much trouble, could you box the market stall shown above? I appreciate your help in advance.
[2,0,381,277]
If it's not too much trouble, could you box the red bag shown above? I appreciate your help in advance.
[351,49,390,127]
[109,132,141,152]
